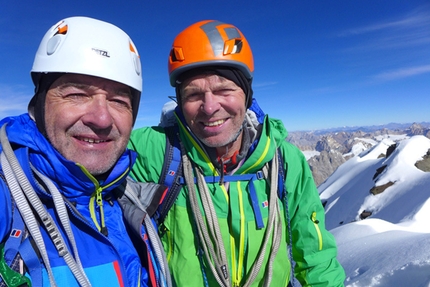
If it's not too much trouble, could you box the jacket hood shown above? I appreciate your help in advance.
[0,114,136,203]
[246,98,288,148]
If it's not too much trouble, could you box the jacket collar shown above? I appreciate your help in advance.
[1,113,136,203]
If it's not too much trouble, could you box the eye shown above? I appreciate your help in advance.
[59,86,89,99]
[183,92,201,102]
[110,97,132,109]
[65,93,88,99]
[214,88,234,95]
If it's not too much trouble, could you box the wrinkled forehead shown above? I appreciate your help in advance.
[50,73,132,95]
[185,72,231,83]
[180,73,239,93]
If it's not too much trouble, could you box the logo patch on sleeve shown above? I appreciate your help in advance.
[10,229,22,238]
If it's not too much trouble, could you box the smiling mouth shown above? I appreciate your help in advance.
[204,119,225,127]
[78,137,108,144]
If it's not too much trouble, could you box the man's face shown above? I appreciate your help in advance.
[44,74,133,176]
[181,74,246,151]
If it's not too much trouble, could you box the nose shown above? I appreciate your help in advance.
[81,95,114,129]
[200,92,220,115]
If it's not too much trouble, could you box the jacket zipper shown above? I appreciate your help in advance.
[75,164,132,286]
[159,223,173,262]
[311,211,323,251]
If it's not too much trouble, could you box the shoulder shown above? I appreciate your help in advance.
[278,140,315,191]
[128,126,169,183]
[128,126,169,156]
[279,140,307,163]
[129,126,166,145]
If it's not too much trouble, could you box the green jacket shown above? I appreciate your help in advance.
[128,107,345,287]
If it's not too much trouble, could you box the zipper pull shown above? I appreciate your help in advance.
[96,187,108,236]
[311,211,320,224]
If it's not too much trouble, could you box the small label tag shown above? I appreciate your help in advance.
[10,229,22,238]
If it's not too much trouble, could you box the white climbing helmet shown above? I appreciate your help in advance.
[29,16,142,123]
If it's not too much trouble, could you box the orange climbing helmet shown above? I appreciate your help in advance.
[168,20,254,87]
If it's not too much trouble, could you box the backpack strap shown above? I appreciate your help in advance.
[118,178,172,287]
[18,237,42,287]
[0,172,35,287]
[277,148,287,200]
[118,177,167,234]
[3,205,24,265]
[155,125,183,225]
[156,124,282,231]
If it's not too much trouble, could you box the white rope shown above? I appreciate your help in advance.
[183,153,230,287]
[1,123,91,287]
[182,148,284,287]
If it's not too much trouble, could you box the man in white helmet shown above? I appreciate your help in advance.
[0,17,170,287]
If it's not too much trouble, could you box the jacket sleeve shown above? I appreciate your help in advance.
[281,143,345,287]
[0,173,12,243]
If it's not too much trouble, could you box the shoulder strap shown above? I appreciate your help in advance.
[155,125,183,225]
[277,148,287,200]
[119,178,172,287]
[0,169,36,287]
[119,178,167,234]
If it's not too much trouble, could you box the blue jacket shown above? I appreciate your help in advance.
[0,114,148,287]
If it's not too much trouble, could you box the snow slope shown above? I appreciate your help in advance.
[319,135,430,287]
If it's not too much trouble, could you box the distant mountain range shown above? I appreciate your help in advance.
[294,121,430,134]
[288,122,430,186]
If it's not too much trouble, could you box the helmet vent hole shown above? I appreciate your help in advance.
[223,39,243,55]
[46,35,63,56]
[170,47,184,62]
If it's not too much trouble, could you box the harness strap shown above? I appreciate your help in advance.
[19,238,42,286]
[177,171,265,185]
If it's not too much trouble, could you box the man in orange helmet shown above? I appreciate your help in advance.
[129,20,345,286]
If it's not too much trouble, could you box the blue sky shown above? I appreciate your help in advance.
[1,1,429,131]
